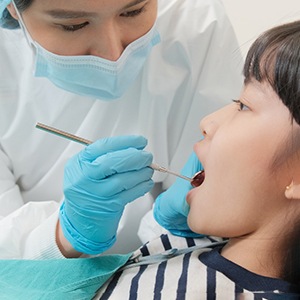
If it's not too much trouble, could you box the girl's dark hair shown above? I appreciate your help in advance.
[244,20,300,125]
[244,21,300,286]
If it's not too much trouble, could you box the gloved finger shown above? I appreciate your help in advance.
[87,167,154,197]
[110,178,155,205]
[65,167,154,199]
[180,151,203,177]
[81,148,153,179]
[69,175,154,214]
[81,135,148,161]
[153,151,203,233]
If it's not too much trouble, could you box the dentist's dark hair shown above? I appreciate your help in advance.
[14,0,33,11]
[244,20,300,286]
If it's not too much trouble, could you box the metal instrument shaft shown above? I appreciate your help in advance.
[35,122,192,182]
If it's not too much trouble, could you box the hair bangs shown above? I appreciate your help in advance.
[243,21,300,125]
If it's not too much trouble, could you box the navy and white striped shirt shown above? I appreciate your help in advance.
[95,234,299,299]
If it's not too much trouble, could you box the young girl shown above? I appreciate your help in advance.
[187,20,300,286]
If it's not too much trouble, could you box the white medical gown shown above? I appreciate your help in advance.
[0,0,243,258]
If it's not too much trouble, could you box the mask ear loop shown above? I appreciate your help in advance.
[11,0,36,48]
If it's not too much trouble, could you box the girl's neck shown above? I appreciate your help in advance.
[221,237,283,279]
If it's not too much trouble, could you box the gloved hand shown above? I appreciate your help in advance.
[153,152,205,237]
[59,135,154,255]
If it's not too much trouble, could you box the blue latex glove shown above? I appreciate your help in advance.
[59,135,154,254]
[153,152,205,237]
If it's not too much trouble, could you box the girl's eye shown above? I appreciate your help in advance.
[232,99,249,111]
[60,22,89,32]
[121,7,145,17]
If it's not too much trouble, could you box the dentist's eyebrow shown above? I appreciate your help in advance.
[122,0,148,10]
[45,0,148,19]
[44,10,97,19]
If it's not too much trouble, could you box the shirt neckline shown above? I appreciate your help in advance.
[199,246,299,294]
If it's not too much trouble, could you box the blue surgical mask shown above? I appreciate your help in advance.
[13,2,160,100]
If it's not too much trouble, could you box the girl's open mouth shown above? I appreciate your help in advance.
[191,170,205,187]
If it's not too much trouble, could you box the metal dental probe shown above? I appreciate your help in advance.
[35,122,194,183]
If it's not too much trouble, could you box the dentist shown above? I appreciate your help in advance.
[0,0,243,258]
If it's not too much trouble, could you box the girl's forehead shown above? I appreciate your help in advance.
[242,79,279,102]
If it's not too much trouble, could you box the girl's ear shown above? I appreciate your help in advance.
[285,181,300,200]
[6,3,19,20]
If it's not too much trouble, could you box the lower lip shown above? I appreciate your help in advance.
[187,171,205,204]
[186,186,198,205]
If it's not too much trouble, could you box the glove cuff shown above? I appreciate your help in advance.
[59,204,116,255]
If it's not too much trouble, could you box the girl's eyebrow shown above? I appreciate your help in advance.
[45,0,148,19]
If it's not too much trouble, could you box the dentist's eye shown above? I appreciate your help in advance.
[60,22,89,32]
[121,7,145,17]
[232,99,249,111]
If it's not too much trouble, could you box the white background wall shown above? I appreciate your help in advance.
[221,0,300,57]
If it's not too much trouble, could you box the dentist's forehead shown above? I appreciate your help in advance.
[29,0,148,9]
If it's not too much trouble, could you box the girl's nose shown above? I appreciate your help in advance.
[200,104,233,137]
[200,115,218,138]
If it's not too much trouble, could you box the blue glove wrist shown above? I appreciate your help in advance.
[59,203,116,254]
